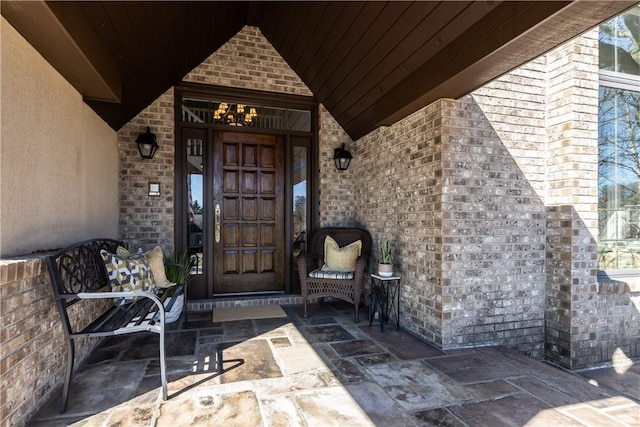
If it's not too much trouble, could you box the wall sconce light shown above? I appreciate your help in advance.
[333,143,352,171]
[135,127,159,159]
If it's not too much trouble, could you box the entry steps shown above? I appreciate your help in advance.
[187,293,303,313]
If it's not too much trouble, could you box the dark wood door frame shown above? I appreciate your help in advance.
[174,84,319,299]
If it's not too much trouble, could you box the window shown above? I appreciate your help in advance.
[181,98,311,132]
[292,144,309,258]
[598,6,640,273]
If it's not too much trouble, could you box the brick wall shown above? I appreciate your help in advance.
[353,98,547,356]
[596,282,640,366]
[319,104,357,227]
[118,90,176,254]
[354,102,446,345]
[544,32,602,369]
[350,29,638,367]
[458,30,638,369]
[183,26,312,97]
[439,98,547,354]
[545,205,574,367]
[113,25,638,370]
[471,58,549,196]
[0,258,105,427]
[118,26,353,252]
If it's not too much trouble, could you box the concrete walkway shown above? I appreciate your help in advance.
[28,301,639,426]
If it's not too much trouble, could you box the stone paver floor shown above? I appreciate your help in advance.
[28,301,639,426]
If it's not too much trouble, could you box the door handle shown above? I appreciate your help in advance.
[215,204,221,243]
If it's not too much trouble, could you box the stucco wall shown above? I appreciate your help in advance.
[0,17,118,257]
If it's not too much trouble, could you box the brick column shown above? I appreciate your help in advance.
[544,31,600,369]
[439,98,546,355]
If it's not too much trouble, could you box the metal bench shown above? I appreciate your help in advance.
[45,238,187,413]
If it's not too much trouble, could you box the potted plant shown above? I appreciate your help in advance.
[378,241,393,277]
[163,251,195,323]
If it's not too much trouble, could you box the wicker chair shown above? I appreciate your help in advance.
[297,227,372,322]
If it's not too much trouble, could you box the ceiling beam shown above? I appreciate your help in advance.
[1,0,121,103]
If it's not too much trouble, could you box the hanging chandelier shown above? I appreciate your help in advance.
[213,102,258,126]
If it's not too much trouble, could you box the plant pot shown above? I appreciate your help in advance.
[164,294,184,323]
[378,263,393,277]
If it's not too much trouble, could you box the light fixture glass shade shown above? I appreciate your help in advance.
[333,143,352,171]
[212,102,258,126]
[136,127,159,159]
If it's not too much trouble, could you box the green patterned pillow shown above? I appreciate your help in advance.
[100,249,155,294]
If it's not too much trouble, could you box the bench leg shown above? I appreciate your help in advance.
[216,346,224,374]
[159,329,167,400]
[60,338,75,413]
[183,287,189,329]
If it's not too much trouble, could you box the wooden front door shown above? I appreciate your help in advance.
[213,131,285,293]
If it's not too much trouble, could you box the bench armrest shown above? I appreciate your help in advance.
[76,290,166,316]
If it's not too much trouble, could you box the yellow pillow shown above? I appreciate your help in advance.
[323,236,362,272]
[117,246,174,288]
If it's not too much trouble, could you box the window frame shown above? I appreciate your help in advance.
[597,59,640,281]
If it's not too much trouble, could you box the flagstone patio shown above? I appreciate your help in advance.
[27,301,639,426]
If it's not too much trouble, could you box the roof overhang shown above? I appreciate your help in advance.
[2,1,637,140]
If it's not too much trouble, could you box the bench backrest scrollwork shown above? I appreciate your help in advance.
[46,238,126,308]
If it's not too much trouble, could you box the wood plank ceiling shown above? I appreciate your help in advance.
[2,1,637,140]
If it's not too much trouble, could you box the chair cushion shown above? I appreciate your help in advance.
[309,269,355,280]
[117,245,174,288]
[324,236,362,272]
[100,249,155,293]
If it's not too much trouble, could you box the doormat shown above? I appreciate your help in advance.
[212,305,287,323]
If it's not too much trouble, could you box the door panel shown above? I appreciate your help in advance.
[213,131,284,293]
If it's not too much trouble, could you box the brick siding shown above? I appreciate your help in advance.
[544,32,603,369]
[353,98,547,356]
[117,26,352,254]
[115,25,638,369]
[183,26,312,97]
[351,29,638,368]
[4,23,640,427]
[597,282,640,366]
[318,104,358,227]
[0,258,107,427]
[118,90,176,254]
[353,102,446,345]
